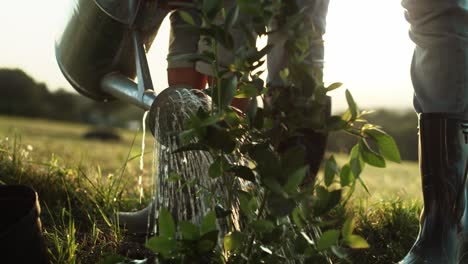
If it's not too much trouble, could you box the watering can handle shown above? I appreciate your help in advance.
[132,29,154,99]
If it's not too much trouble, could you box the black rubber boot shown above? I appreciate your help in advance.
[458,119,468,263]
[118,204,156,236]
[400,113,468,264]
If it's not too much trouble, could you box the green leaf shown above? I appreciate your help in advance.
[365,127,401,163]
[267,191,296,217]
[313,187,342,216]
[229,165,256,182]
[345,235,370,249]
[211,25,234,50]
[224,231,246,252]
[235,84,258,98]
[212,76,238,109]
[204,125,236,153]
[358,177,371,195]
[284,165,309,194]
[198,230,219,253]
[360,139,386,168]
[345,90,358,120]
[326,82,343,92]
[324,156,338,186]
[200,211,217,235]
[202,0,222,19]
[180,221,200,240]
[292,207,305,229]
[238,191,254,218]
[250,144,281,179]
[158,208,176,238]
[179,128,198,144]
[317,230,340,251]
[341,218,355,240]
[262,177,285,196]
[236,0,261,15]
[281,146,306,179]
[224,5,239,29]
[340,164,354,187]
[146,236,177,258]
[178,10,196,26]
[326,116,348,131]
[342,109,353,122]
[251,220,275,233]
[349,144,365,178]
[209,156,229,178]
[248,197,258,213]
[280,68,290,82]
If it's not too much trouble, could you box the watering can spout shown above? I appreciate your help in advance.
[101,73,156,111]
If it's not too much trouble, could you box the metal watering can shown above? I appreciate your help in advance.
[56,0,189,115]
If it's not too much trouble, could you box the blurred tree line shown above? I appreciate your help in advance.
[0,68,143,127]
[0,68,418,161]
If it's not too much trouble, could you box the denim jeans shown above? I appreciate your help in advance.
[402,0,468,114]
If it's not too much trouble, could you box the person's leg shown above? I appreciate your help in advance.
[404,0,468,114]
[399,0,468,263]
[266,0,331,186]
[167,7,207,90]
[195,0,252,112]
[267,0,330,87]
[167,68,207,90]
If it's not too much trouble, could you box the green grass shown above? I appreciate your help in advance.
[333,154,421,202]
[0,115,422,263]
[0,115,153,171]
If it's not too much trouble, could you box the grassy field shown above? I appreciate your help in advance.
[0,115,153,172]
[0,115,422,263]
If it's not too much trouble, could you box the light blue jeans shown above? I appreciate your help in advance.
[402,0,468,114]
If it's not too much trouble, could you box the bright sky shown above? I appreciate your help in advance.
[0,0,415,112]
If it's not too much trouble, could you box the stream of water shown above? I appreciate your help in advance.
[148,88,242,236]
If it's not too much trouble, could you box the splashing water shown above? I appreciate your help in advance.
[148,88,243,235]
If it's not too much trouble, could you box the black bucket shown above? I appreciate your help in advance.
[0,185,49,264]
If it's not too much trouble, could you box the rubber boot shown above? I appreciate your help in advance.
[458,119,468,263]
[400,113,468,264]
[118,204,156,236]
